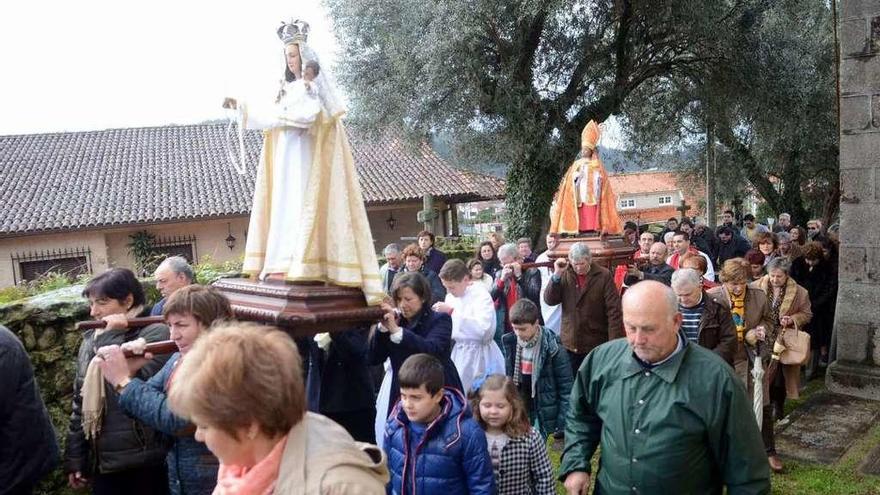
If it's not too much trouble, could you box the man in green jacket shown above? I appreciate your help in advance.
[559,281,770,495]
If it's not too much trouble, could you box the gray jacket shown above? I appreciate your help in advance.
[65,322,171,475]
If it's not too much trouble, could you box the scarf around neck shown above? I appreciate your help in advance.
[81,305,144,441]
[513,330,541,387]
[214,435,289,495]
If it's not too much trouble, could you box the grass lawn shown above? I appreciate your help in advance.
[545,376,880,494]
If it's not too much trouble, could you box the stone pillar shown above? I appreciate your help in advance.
[827,0,880,400]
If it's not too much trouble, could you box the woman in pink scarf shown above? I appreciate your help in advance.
[168,323,389,495]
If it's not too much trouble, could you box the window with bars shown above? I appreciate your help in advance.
[619,199,636,209]
[11,247,92,285]
[658,196,673,205]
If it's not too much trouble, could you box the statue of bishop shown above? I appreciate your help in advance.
[549,120,623,235]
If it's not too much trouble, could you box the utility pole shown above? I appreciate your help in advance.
[706,121,717,229]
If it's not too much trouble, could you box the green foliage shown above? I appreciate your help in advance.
[0,272,91,305]
[191,255,244,285]
[326,0,753,238]
[474,208,497,224]
[0,285,29,304]
[620,0,838,227]
[127,230,160,276]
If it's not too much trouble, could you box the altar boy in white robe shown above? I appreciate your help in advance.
[434,259,505,394]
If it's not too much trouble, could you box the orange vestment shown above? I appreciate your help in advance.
[549,121,622,235]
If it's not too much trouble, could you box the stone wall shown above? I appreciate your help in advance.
[0,282,158,494]
[829,0,880,399]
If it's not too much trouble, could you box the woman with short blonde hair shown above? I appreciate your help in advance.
[170,324,388,494]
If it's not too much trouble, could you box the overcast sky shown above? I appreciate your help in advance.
[0,1,625,146]
[0,0,339,135]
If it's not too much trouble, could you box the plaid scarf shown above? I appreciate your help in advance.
[513,330,540,387]
[764,283,787,361]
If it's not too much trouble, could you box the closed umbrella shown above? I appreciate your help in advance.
[751,342,764,427]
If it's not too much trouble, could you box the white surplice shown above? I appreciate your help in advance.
[536,251,561,334]
[448,283,505,394]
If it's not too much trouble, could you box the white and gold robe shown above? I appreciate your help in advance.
[241,81,384,305]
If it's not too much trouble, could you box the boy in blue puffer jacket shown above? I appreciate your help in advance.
[384,354,495,495]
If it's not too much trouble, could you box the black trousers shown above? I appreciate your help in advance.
[326,407,377,445]
[92,464,169,495]
[568,350,587,377]
[761,404,776,455]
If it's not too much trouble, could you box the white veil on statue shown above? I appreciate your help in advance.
[294,42,346,118]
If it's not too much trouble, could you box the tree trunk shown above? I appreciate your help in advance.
[821,178,840,230]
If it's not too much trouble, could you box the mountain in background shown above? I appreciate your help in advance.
[429,132,686,178]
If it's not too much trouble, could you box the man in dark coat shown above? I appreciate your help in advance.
[0,325,59,494]
[671,268,737,365]
[491,242,542,334]
[625,242,674,286]
[543,241,624,375]
[305,327,376,443]
[714,225,751,269]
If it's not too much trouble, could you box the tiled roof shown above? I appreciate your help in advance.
[0,123,505,236]
[610,170,704,224]
[609,170,680,196]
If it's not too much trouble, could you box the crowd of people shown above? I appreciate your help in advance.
[1,212,838,494]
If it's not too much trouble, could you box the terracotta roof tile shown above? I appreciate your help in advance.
[0,123,504,236]
[610,170,704,224]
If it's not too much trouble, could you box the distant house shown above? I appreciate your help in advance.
[0,123,504,287]
[609,170,704,227]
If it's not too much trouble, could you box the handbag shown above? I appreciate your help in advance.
[779,321,810,365]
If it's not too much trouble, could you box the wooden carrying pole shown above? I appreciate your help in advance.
[76,316,165,331]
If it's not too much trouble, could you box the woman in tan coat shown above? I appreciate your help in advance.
[169,323,388,495]
[709,258,778,470]
[749,257,812,473]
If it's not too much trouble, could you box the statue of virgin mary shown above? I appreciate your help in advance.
[226,19,383,305]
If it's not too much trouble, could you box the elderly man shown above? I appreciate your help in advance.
[491,242,542,334]
[417,230,447,274]
[150,256,194,316]
[536,233,562,334]
[559,281,769,495]
[379,243,402,295]
[625,242,674,286]
[544,242,623,375]
[671,268,736,365]
[773,213,792,233]
[667,232,716,281]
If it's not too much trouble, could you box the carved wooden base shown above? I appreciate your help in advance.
[549,234,637,269]
[212,278,385,338]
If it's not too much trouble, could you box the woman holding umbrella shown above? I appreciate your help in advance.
[708,259,777,470]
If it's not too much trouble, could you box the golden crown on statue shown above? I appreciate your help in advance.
[277,19,310,45]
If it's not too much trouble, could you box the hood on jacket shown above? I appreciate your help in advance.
[388,386,470,450]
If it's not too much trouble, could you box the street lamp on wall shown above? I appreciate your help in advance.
[225,223,236,250]
[386,212,397,230]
